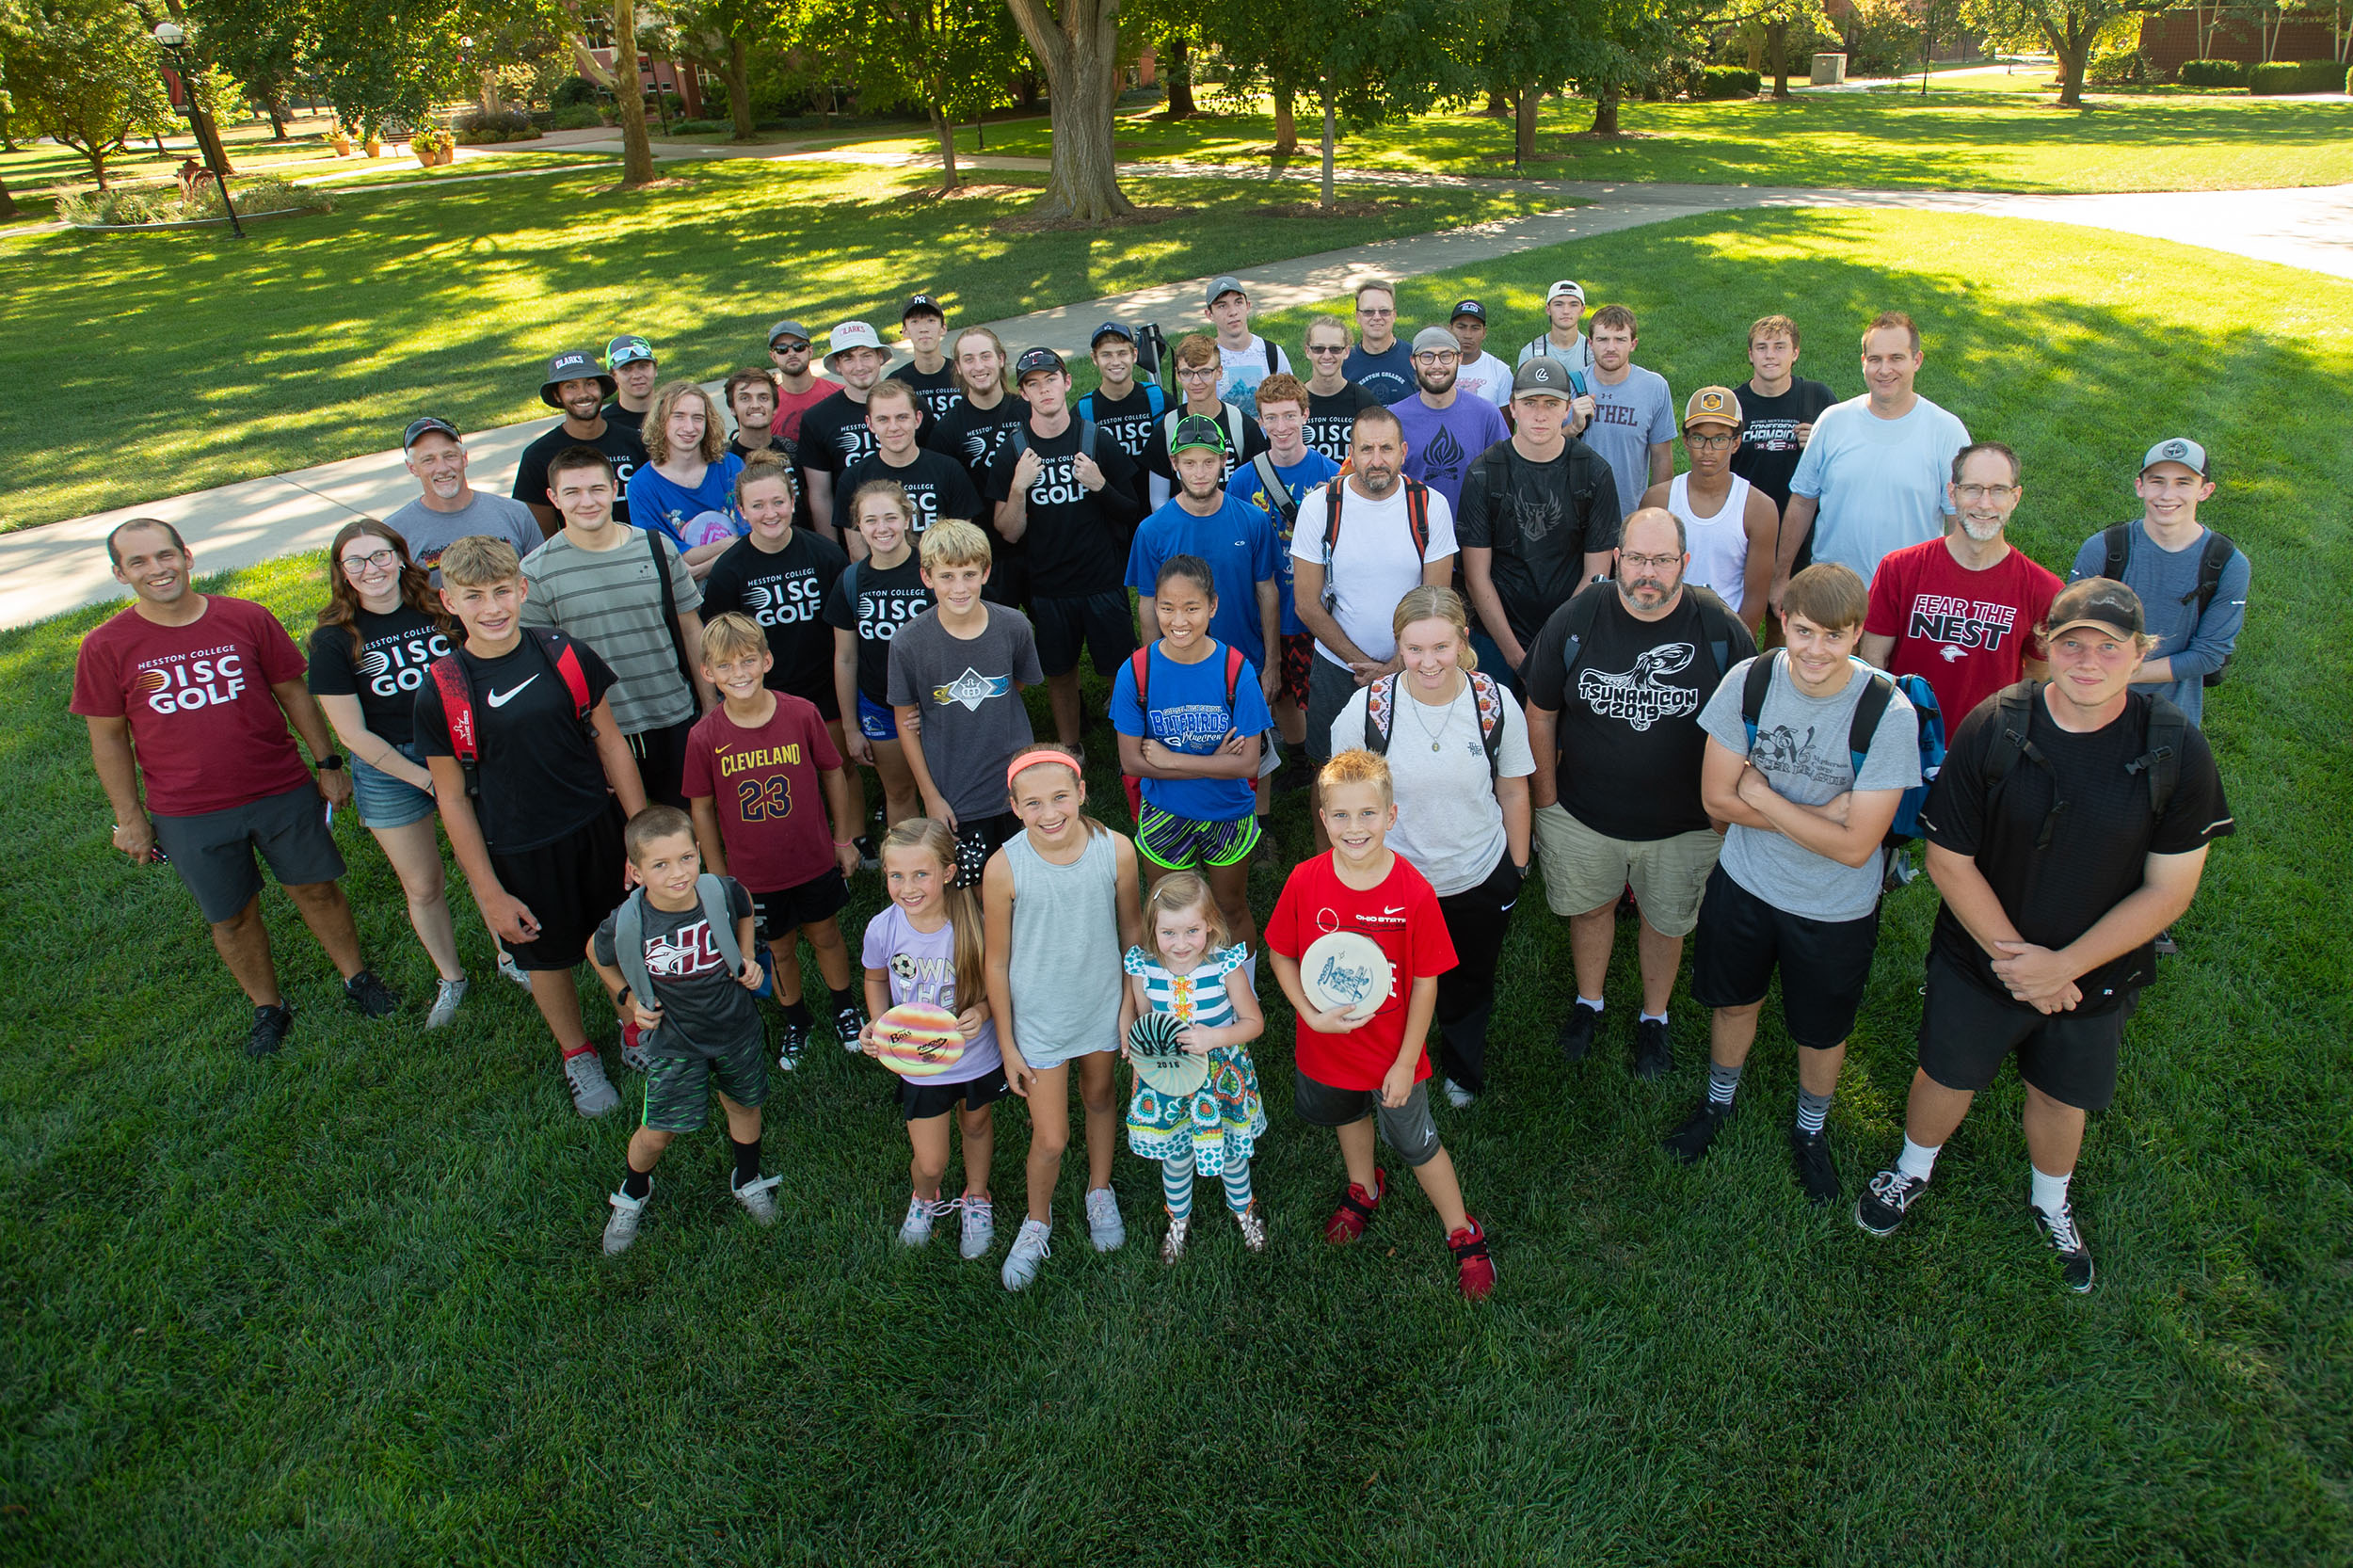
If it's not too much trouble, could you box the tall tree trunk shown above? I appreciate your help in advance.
[264,90,290,139]
[1514,85,1538,167]
[1273,83,1297,155]
[1482,88,1509,117]
[2045,19,2088,105]
[0,175,16,218]
[727,33,755,138]
[1165,35,1195,118]
[1746,30,1764,71]
[568,0,659,184]
[931,104,960,187]
[1591,82,1621,134]
[481,70,503,114]
[1320,88,1335,208]
[90,147,110,188]
[1003,0,1135,223]
[1769,22,1790,98]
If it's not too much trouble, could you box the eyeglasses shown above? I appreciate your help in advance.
[341,549,398,575]
[1175,366,1218,380]
[1305,343,1348,356]
[1686,433,1737,451]
[1414,352,1459,365]
[1356,307,1395,319]
[1954,483,2018,502]
[1621,552,1683,571]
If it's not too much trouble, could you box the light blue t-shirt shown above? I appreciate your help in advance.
[2067,520,2249,728]
[629,454,745,551]
[1234,450,1340,636]
[1125,493,1282,669]
[1788,394,1969,585]
[1111,639,1275,824]
[1581,365,1677,524]
[1391,393,1511,517]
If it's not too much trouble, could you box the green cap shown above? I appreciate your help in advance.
[1170,414,1227,456]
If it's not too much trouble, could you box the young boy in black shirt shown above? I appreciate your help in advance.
[1854,579,2233,1292]
[417,536,648,1119]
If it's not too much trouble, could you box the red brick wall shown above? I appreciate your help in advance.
[2138,9,2345,72]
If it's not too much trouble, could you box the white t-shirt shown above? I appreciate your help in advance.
[1217,336,1292,419]
[1455,351,1514,409]
[1290,481,1459,667]
[1333,676,1535,895]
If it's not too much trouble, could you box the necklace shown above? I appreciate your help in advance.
[1406,675,1463,751]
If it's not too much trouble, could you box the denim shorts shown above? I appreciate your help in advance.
[350,742,438,830]
[856,690,900,743]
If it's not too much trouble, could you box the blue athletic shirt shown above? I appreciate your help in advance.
[1124,493,1282,668]
[1111,639,1275,824]
[1236,449,1341,636]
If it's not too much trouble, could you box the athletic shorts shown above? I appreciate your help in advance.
[1689,864,1881,1051]
[1531,806,1721,937]
[641,1032,769,1132]
[1915,948,2137,1112]
[901,1064,1011,1123]
[1290,1067,1442,1167]
[1032,588,1137,680]
[856,690,900,743]
[953,810,1022,889]
[350,742,437,830]
[1305,653,1359,763]
[1136,802,1260,871]
[628,715,699,809]
[752,868,849,939]
[488,803,628,971]
[153,782,347,924]
[1279,632,1315,709]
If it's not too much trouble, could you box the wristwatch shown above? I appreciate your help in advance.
[315,754,345,772]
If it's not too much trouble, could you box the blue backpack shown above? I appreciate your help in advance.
[1740,651,1945,845]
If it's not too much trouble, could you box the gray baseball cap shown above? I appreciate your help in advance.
[1411,327,1459,356]
[1205,275,1246,311]
[2139,436,2209,476]
[767,319,812,348]
[1512,358,1575,398]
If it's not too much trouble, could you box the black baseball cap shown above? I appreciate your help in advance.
[1013,347,1066,383]
[902,294,945,322]
[403,415,460,450]
[1091,321,1136,348]
[1512,358,1574,398]
[2046,578,2147,641]
[539,349,616,408]
[1450,298,1486,323]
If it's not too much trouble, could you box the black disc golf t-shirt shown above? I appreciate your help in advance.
[1729,377,1837,512]
[1455,440,1623,648]
[888,361,963,423]
[698,529,851,717]
[1305,382,1383,465]
[513,419,648,525]
[412,634,619,854]
[1080,385,1165,463]
[984,422,1147,599]
[928,394,1030,484]
[306,605,453,749]
[1923,686,2233,1011]
[1521,583,1755,841]
[822,552,934,705]
[831,447,984,539]
[796,390,933,481]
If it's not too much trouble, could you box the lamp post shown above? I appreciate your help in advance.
[151,20,243,237]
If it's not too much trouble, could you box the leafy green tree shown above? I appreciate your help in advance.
[848,0,1027,184]
[560,0,657,184]
[1964,0,2133,104]
[0,0,177,186]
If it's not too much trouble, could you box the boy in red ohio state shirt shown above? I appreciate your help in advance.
[1265,747,1495,1299]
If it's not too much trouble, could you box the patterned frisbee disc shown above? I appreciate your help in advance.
[1301,930,1391,1021]
[1127,1011,1208,1098]
[872,1001,966,1078]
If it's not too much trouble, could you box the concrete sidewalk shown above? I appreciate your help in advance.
[9,175,2350,632]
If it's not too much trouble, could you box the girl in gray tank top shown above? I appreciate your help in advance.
[1000,823,1127,1067]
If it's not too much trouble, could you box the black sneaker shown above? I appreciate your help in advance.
[2032,1203,2097,1293]
[854,834,880,873]
[247,1002,295,1058]
[774,1015,809,1072]
[342,968,401,1019]
[832,1000,867,1053]
[1854,1168,1929,1237]
[2153,926,2179,957]
[1660,1100,1732,1164]
[1789,1127,1840,1204]
[1631,1017,1673,1080]
[1555,1003,1598,1064]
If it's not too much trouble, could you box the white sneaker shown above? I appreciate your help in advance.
[603,1186,648,1255]
[731,1173,782,1226]
[498,952,532,989]
[1000,1216,1052,1290]
[564,1051,620,1118]
[424,975,468,1032]
[1084,1186,1126,1252]
[1443,1077,1476,1110]
[898,1192,949,1247]
[959,1195,996,1259]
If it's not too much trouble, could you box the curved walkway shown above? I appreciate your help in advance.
[5,174,2348,631]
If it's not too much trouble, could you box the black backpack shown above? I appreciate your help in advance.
[1978,680,2190,850]
[2099,523,2238,687]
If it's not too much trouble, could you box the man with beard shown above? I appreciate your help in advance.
[386,416,546,572]
[763,320,835,445]
[1862,442,2058,728]
[798,320,933,543]
[829,379,982,546]
[513,348,648,535]
[1521,507,1753,1081]
[1391,327,1510,518]
[1299,314,1383,464]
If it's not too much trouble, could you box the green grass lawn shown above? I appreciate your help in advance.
[0,159,1563,533]
[859,88,2353,193]
[5,208,2346,1563]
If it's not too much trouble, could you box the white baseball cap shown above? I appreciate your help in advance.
[825,320,885,366]
[1545,280,1586,305]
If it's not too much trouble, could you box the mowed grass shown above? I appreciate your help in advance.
[0,159,1563,533]
[856,88,2353,193]
[4,210,2349,1563]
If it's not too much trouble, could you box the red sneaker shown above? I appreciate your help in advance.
[1448,1218,1496,1300]
[1323,1167,1386,1245]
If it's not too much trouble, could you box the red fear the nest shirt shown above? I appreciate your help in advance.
[1863,537,2060,728]
[71,596,312,817]
[1265,851,1456,1092]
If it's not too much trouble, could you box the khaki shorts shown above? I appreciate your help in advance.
[1531,805,1721,938]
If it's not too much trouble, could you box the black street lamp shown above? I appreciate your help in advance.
[151,20,244,237]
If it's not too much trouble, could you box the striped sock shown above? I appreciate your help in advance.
[1707,1060,1743,1110]
[1795,1088,1832,1137]
[1221,1159,1254,1214]
[1160,1152,1195,1222]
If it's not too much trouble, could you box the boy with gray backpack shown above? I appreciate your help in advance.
[588,804,781,1256]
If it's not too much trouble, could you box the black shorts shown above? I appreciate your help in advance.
[1290,1066,1443,1167]
[1305,652,1360,763]
[1689,865,1881,1051]
[953,810,1023,888]
[628,714,699,809]
[752,867,849,939]
[152,782,347,924]
[901,1064,1011,1122]
[1031,588,1137,680]
[488,803,628,971]
[1915,948,2137,1112]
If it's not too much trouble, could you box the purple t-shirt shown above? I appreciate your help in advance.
[1389,393,1510,516]
[860,903,1001,1083]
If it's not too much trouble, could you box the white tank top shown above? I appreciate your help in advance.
[1668,472,1754,614]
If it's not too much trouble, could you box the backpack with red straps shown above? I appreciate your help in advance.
[1363,668,1507,782]
[1120,639,1252,820]
[428,628,594,799]
[1318,474,1433,614]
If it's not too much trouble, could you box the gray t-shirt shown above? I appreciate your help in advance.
[381,491,544,585]
[520,527,702,735]
[592,878,759,1057]
[886,605,1045,824]
[1581,364,1675,523]
[1699,654,1920,921]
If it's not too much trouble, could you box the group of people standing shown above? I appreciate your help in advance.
[72,276,2245,1300]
